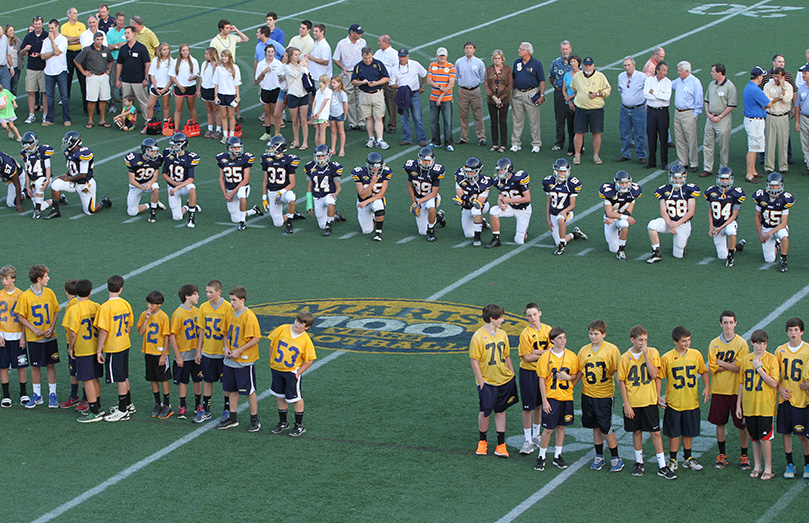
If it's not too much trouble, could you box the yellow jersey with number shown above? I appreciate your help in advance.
[469,326,513,386]
[268,324,317,372]
[63,299,101,357]
[518,323,551,371]
[17,287,61,342]
[199,299,232,356]
[94,297,133,353]
[618,348,661,408]
[0,287,23,336]
[774,342,809,408]
[171,305,200,353]
[578,341,621,399]
[660,348,708,411]
[63,297,78,343]
[537,348,580,402]
[739,352,779,416]
[223,307,261,364]
[137,309,170,355]
[708,334,749,395]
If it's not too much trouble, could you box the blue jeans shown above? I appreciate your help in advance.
[620,105,647,160]
[45,71,71,123]
[0,67,10,91]
[401,92,426,144]
[429,99,453,146]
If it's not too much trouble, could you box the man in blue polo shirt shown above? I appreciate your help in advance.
[511,41,545,153]
[352,47,390,150]
[743,66,774,183]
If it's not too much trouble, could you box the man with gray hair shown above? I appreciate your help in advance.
[130,15,158,60]
[671,60,703,171]
[701,63,736,177]
[333,24,367,131]
[617,56,647,163]
[374,34,398,134]
[643,47,665,77]
[510,41,545,153]
[78,15,108,117]
[549,40,572,152]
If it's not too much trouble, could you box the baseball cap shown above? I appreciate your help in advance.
[349,23,364,34]
[436,47,448,56]
[799,63,809,73]
[582,56,594,65]
[398,48,409,57]
[750,66,765,78]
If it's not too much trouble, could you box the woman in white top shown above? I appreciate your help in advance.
[280,47,310,150]
[213,49,241,144]
[147,42,172,122]
[254,44,282,140]
[198,47,221,138]
[170,43,200,128]
[312,74,332,147]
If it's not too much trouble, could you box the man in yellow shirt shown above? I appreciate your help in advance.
[129,15,159,60]
[570,56,611,165]
[61,7,86,106]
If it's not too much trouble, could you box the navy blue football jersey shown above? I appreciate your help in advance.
[654,183,700,220]
[305,160,343,197]
[599,182,642,216]
[404,159,445,198]
[352,165,392,201]
[65,146,94,183]
[162,150,200,185]
[754,189,794,228]
[261,153,300,191]
[542,175,582,216]
[0,150,21,182]
[124,151,164,184]
[704,185,745,228]
[216,152,255,191]
[20,145,54,182]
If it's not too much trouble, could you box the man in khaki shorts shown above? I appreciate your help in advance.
[73,32,114,127]
[352,47,390,150]
[20,16,49,123]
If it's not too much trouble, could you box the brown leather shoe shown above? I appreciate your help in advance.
[699,170,712,178]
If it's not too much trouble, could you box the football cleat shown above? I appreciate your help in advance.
[485,237,501,249]
[616,247,627,261]
[462,157,482,182]
[726,252,734,267]
[147,209,156,223]
[101,195,112,209]
[372,231,382,242]
[436,209,446,227]
[736,238,746,252]
[426,228,436,242]
[61,130,82,153]
[553,158,570,183]
[271,421,290,434]
[417,147,435,171]
[140,137,160,161]
[572,226,588,240]
[554,242,566,255]
[473,231,481,247]
[33,208,41,219]
[285,221,294,234]
[252,204,264,217]
[335,210,346,222]
[669,164,686,188]
[646,249,662,264]
[237,221,246,231]
[227,136,243,158]
[766,172,784,197]
[322,223,332,236]
[614,169,632,193]
[779,257,788,273]
[366,151,384,176]
[266,135,286,158]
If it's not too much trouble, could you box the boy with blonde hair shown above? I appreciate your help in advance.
[0,265,29,407]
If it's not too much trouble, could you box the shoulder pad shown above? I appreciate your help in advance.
[42,145,55,156]
[288,154,301,166]
[630,184,642,197]
[404,159,415,169]
[433,163,445,174]
[78,147,93,161]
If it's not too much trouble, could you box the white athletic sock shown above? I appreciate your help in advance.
[539,447,547,459]
[216,126,221,132]
[524,428,532,442]
[33,383,41,396]
[207,125,213,131]
[533,423,541,438]
[656,452,666,468]
[49,383,56,394]
[246,208,256,217]
[635,449,643,463]
[555,446,563,458]
[651,243,660,250]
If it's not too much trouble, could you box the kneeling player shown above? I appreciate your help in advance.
[754,172,793,272]
[599,170,641,261]
[46,131,111,219]
[542,158,586,255]
[261,135,300,234]
[305,145,343,236]
[217,136,263,231]
[646,164,699,263]
[704,167,746,267]
[0,149,24,212]
[125,138,164,222]
[454,157,493,247]
[404,147,446,242]
[352,152,391,241]
[487,158,531,248]
[20,132,56,219]
[162,132,200,228]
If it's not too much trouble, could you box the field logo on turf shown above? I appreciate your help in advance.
[253,298,525,354]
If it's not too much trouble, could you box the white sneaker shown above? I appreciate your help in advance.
[104,406,130,422]
[365,137,376,148]
[25,114,36,124]
[377,139,390,150]
[510,145,521,152]
[531,146,541,153]
[259,133,271,140]
[519,440,535,455]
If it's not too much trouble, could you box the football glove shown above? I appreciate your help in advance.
[409,202,420,217]
[452,196,464,206]
[274,189,285,205]
[472,197,483,210]
[306,192,314,212]
[262,195,269,213]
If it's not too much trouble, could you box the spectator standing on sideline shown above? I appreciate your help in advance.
[78,16,108,117]
[570,56,611,165]
[671,61,703,172]
[763,67,792,175]
[643,47,665,77]
[265,12,284,45]
[116,26,150,116]
[333,24,366,131]
[510,42,544,153]
[73,31,113,127]
[389,47,427,146]
[549,40,572,152]
[794,64,809,176]
[41,19,71,126]
[4,25,21,95]
[97,4,114,33]
[644,61,671,170]
[455,42,486,147]
[427,47,456,152]
[762,54,796,165]
[105,12,127,113]
[701,63,736,178]
[373,35,398,134]
[562,54,581,157]
[130,16,158,60]
[742,67,773,183]
[210,19,248,63]
[20,16,49,123]
[288,21,314,58]
[616,56,647,164]
[484,49,512,153]
[352,47,390,150]
[307,24,332,89]
[61,8,86,107]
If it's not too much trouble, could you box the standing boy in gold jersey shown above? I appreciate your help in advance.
[268,312,316,437]
[94,275,134,417]
[659,326,710,472]
[470,303,518,458]
[16,265,61,409]
[618,325,675,479]
[535,327,579,471]
[64,279,104,422]
[217,286,262,432]
[707,310,750,469]
[774,317,809,479]
[736,329,779,480]
[517,302,550,454]
[194,280,233,424]
[0,265,29,407]
[59,279,85,410]
[137,290,172,421]
[577,320,623,472]
[169,284,201,420]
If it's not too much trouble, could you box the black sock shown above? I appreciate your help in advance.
[70,383,79,398]
[609,446,619,458]
[52,201,59,213]
[82,390,87,400]
[20,382,27,397]
[153,392,161,404]
[195,394,201,409]
[118,394,127,411]
[294,411,304,426]
[684,448,692,460]
[90,400,100,414]
[670,451,677,461]
[1,382,9,398]
[250,413,258,422]
[496,431,505,445]
[479,431,487,442]
[718,440,726,454]
[223,396,229,410]
[229,411,237,420]
[595,443,603,456]
[203,395,211,410]
[180,396,187,408]
[279,409,288,423]
[125,391,131,405]
[786,452,793,464]
[741,446,748,457]
[804,454,809,467]
[163,393,170,406]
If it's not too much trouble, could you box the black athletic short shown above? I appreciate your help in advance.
[662,407,700,438]
[581,394,614,434]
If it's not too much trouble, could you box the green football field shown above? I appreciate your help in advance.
[3,0,809,521]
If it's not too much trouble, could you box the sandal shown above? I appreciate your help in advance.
[298,144,308,151]
[85,123,94,129]
[498,146,505,153]
[99,121,111,128]
[573,155,581,165]
[749,470,761,479]
[490,145,498,152]
[744,175,760,184]
[567,151,574,156]
[289,142,299,149]
[760,472,775,481]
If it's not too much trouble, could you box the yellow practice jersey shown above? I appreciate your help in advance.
[518,323,551,371]
[224,307,261,364]
[199,299,233,356]
[94,297,133,353]
[0,287,23,335]
[739,352,780,417]
[171,305,200,352]
[538,348,580,402]
[63,300,101,357]
[63,297,78,343]
[774,341,809,408]
[708,334,749,395]
[578,341,621,399]
[17,287,62,342]
[618,348,661,408]
[268,324,317,372]
[469,326,513,386]
[660,348,708,411]
[137,310,171,355]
